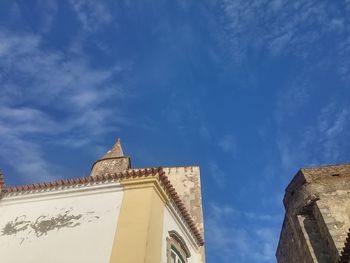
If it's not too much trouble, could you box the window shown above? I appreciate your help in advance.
[166,230,190,263]
[171,246,185,263]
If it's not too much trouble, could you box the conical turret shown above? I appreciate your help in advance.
[90,138,131,177]
[101,138,124,159]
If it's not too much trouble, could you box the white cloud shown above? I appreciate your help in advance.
[37,0,59,33]
[277,137,298,172]
[206,203,281,263]
[0,29,129,182]
[208,162,226,187]
[218,0,350,65]
[274,100,350,174]
[69,0,113,32]
[314,103,350,161]
[218,134,237,156]
[269,0,283,12]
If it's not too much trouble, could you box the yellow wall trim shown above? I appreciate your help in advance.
[121,177,169,204]
[109,178,166,263]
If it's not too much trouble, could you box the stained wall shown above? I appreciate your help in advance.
[0,182,123,263]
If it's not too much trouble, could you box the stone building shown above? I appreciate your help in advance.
[0,139,205,263]
[276,164,350,263]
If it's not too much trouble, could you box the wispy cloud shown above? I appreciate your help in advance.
[218,0,350,76]
[206,203,281,263]
[1,1,59,34]
[274,100,350,177]
[0,29,129,182]
[37,0,59,33]
[0,128,59,183]
[218,134,237,156]
[208,162,226,187]
[69,0,113,32]
[305,101,350,163]
[0,107,58,182]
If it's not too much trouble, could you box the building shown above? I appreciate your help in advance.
[0,139,205,263]
[276,164,350,263]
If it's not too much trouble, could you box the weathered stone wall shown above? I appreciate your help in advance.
[315,193,350,260]
[277,164,350,263]
[277,214,314,263]
[163,166,206,262]
[163,166,204,235]
[90,157,130,177]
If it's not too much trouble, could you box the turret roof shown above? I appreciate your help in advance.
[101,138,124,159]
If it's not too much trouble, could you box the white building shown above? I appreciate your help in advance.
[0,139,205,263]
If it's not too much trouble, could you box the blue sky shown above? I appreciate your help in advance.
[1,0,350,262]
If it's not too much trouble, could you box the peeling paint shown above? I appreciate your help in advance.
[30,211,82,237]
[0,187,124,262]
[1,216,30,236]
[0,209,100,243]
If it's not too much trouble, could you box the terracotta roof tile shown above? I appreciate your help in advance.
[0,170,5,189]
[0,167,204,246]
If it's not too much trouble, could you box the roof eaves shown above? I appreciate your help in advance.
[0,167,204,246]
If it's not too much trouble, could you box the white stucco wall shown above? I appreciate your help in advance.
[161,204,202,263]
[0,182,123,263]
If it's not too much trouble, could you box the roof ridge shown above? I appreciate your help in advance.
[3,167,161,193]
[0,167,204,246]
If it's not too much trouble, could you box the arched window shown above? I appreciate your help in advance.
[170,246,185,263]
[166,230,191,263]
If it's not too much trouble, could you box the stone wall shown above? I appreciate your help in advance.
[163,166,206,262]
[277,164,350,263]
[90,157,130,177]
[163,166,204,235]
[277,214,315,263]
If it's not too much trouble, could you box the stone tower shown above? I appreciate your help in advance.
[90,138,131,177]
[276,164,350,263]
